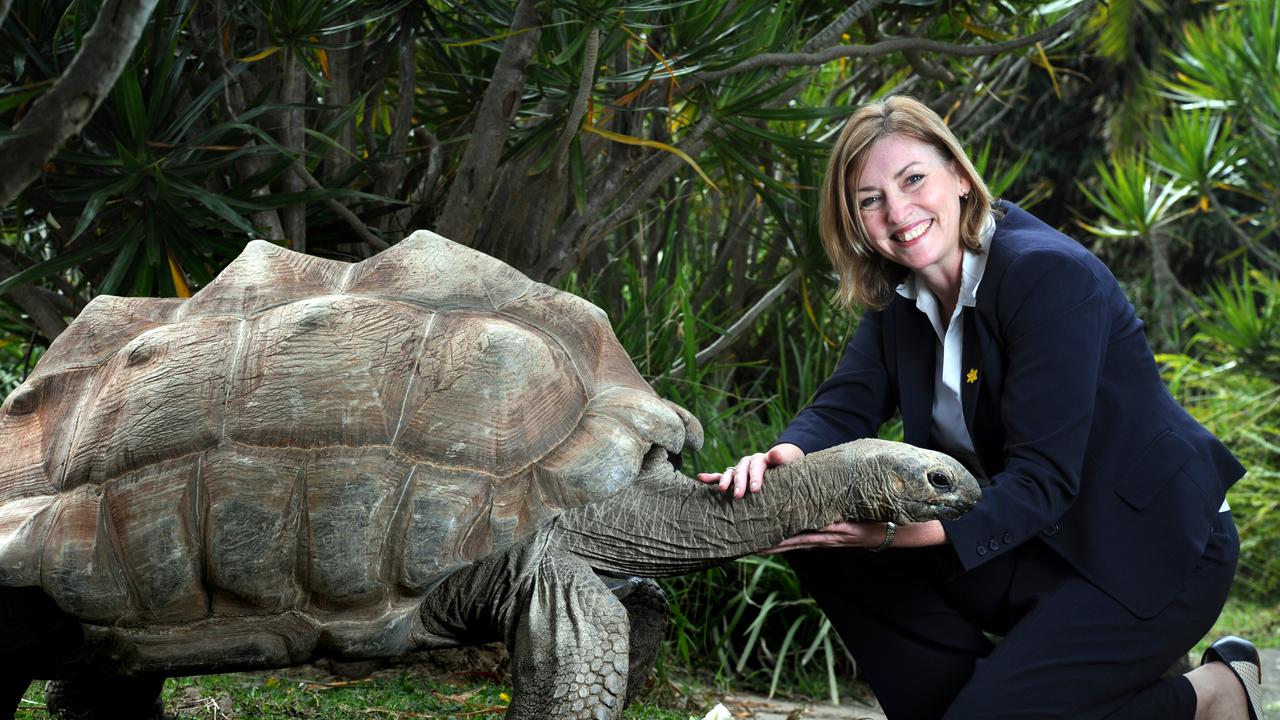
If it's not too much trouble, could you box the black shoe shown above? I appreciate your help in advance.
[1201,635,1264,720]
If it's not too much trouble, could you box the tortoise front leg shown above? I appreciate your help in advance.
[44,673,168,720]
[610,577,667,707]
[418,535,634,719]
[0,587,84,720]
[505,549,631,720]
[0,676,29,720]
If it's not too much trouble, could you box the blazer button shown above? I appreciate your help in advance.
[1002,531,1013,544]
[977,544,988,556]
[1042,524,1059,537]
[988,539,1001,551]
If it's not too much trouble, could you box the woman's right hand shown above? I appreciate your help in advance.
[696,443,805,498]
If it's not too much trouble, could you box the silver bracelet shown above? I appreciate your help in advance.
[870,521,896,552]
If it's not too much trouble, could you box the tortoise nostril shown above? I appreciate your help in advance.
[928,471,953,491]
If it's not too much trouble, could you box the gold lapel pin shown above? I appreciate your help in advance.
[966,368,979,384]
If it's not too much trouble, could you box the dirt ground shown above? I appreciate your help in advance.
[218,644,1280,719]
[315,643,889,720]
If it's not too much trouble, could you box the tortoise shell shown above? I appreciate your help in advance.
[0,233,701,659]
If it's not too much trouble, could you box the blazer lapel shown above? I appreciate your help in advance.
[962,306,1006,477]
[896,303,936,448]
[961,307,985,434]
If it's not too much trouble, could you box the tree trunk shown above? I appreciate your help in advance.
[434,0,542,247]
[0,0,160,207]
[278,48,308,252]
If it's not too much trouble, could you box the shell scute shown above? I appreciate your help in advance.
[392,311,586,474]
[24,295,184,380]
[499,285,652,400]
[301,447,411,609]
[102,455,205,623]
[224,297,427,449]
[532,414,647,510]
[40,484,130,624]
[179,240,349,320]
[202,446,307,614]
[62,319,236,491]
[397,465,494,594]
[344,230,532,310]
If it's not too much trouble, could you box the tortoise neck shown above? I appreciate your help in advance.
[550,459,844,577]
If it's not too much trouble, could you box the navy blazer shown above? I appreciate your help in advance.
[777,202,1245,619]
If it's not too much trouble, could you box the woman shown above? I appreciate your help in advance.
[698,96,1262,719]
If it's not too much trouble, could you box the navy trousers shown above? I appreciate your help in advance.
[786,512,1239,719]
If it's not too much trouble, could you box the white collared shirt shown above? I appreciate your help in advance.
[895,215,995,481]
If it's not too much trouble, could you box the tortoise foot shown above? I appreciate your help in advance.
[45,674,168,720]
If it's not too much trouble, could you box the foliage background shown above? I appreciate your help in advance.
[2,0,1277,709]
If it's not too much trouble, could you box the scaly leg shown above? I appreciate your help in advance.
[615,577,667,707]
[44,674,167,720]
[0,587,82,720]
[418,534,633,720]
[505,549,630,720]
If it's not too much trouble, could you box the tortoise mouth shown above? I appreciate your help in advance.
[901,499,975,523]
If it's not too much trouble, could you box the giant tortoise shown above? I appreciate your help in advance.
[0,233,979,719]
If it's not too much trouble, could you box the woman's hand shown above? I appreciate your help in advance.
[696,443,804,499]
[760,519,948,554]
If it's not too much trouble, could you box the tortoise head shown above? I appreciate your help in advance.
[815,438,981,524]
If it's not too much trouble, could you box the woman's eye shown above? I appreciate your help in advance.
[905,173,925,186]
[859,196,880,209]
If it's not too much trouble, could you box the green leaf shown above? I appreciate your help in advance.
[70,175,142,241]
[0,236,128,297]
[113,65,149,148]
[165,178,257,234]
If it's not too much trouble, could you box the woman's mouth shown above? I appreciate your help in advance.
[894,219,932,243]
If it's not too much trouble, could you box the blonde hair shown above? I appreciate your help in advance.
[819,95,995,310]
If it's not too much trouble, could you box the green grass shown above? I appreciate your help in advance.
[1197,597,1280,655]
[14,595,1275,719]
[12,655,711,717]
[15,671,698,719]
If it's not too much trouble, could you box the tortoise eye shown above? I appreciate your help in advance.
[927,470,953,491]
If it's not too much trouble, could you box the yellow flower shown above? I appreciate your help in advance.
[966,368,979,384]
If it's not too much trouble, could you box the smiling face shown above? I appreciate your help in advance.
[853,134,972,287]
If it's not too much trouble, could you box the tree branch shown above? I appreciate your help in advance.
[0,0,161,207]
[549,27,599,181]
[538,114,716,282]
[658,0,888,105]
[801,0,888,54]
[1208,188,1280,272]
[694,0,1096,83]
[0,254,69,342]
[292,164,390,252]
[905,48,956,82]
[278,47,308,252]
[189,1,283,239]
[434,0,542,246]
[664,270,801,380]
[379,18,418,233]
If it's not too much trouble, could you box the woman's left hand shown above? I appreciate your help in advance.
[759,519,947,554]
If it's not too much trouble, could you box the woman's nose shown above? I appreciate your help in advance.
[882,190,908,224]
